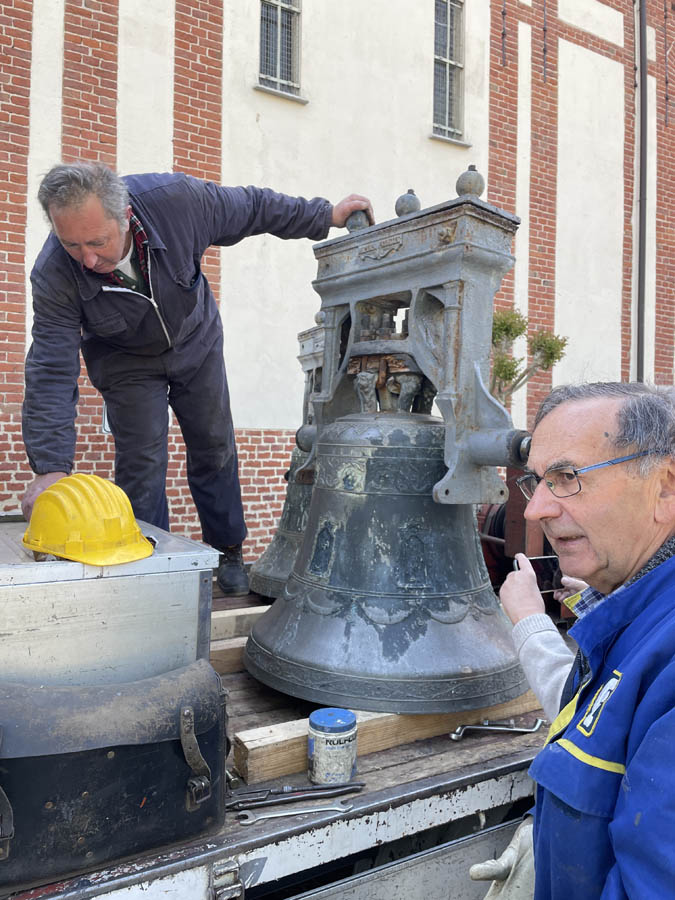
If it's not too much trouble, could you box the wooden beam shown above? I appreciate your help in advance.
[210,636,247,674]
[234,690,542,783]
[210,606,270,641]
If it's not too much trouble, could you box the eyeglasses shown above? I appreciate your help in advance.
[516,450,652,501]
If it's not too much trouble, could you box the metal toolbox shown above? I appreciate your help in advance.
[0,659,227,895]
[0,520,219,686]
[287,821,520,900]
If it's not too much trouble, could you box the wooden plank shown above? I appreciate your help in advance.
[210,637,247,674]
[210,606,271,641]
[357,728,546,793]
[233,690,541,783]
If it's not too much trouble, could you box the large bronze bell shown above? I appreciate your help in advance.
[245,170,531,713]
[249,447,312,598]
[250,323,324,598]
[245,412,527,712]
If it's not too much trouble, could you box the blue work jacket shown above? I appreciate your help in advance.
[23,173,332,474]
[530,553,675,898]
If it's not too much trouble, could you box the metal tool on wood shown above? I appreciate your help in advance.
[450,718,546,741]
[226,781,365,811]
[236,800,353,826]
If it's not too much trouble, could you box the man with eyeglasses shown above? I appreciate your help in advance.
[492,382,675,899]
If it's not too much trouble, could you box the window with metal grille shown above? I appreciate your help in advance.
[259,0,301,96]
[433,0,464,139]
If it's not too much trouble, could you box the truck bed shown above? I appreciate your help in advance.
[8,588,546,900]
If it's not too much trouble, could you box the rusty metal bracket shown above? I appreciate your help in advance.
[180,706,212,811]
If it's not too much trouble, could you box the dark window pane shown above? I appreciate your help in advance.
[433,0,463,136]
[433,60,447,126]
[280,7,295,82]
[447,65,456,128]
[448,2,460,59]
[260,2,278,78]
[435,23,447,57]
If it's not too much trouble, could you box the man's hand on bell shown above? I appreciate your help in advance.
[499,553,546,625]
[22,472,69,521]
[331,194,374,228]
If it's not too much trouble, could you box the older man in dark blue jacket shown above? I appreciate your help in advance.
[22,162,372,594]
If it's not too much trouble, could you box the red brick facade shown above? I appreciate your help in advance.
[0,0,294,563]
[0,1,33,510]
[654,2,675,382]
[487,0,674,421]
[0,1,673,564]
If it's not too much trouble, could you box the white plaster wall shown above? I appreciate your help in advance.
[558,0,624,47]
[643,74,657,380]
[553,39,624,384]
[115,0,174,437]
[220,0,492,428]
[25,0,65,347]
[117,0,175,176]
[511,21,532,430]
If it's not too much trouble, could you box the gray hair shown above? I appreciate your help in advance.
[38,161,129,228]
[534,382,675,475]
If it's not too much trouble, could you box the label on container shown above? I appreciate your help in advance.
[307,725,357,784]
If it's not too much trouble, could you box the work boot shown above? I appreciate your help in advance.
[216,544,250,597]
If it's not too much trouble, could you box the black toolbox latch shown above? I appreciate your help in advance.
[0,730,14,861]
[180,706,212,811]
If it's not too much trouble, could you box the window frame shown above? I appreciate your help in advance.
[432,0,465,141]
[258,0,302,99]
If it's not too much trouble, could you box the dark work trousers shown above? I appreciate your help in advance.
[84,317,247,551]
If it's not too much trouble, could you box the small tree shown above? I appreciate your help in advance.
[490,309,568,405]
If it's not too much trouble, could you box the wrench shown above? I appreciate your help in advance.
[237,800,353,826]
[450,718,546,741]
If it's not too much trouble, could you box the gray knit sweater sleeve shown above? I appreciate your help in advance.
[511,614,575,722]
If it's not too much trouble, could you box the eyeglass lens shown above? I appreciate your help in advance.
[545,468,581,497]
[519,467,581,499]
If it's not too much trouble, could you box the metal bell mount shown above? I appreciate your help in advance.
[245,170,531,713]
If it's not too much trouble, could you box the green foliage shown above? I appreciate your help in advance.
[529,331,568,369]
[490,311,567,404]
[492,354,522,385]
[492,309,528,346]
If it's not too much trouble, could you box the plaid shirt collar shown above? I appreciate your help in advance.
[103,210,149,288]
[564,585,606,619]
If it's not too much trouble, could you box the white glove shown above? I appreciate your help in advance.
[469,819,534,899]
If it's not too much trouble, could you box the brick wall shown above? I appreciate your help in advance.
[653,0,675,383]
[2,2,674,561]
[59,0,120,487]
[0,1,33,509]
[236,430,295,561]
[488,0,519,323]
[166,428,294,563]
[488,0,674,430]
[0,0,294,564]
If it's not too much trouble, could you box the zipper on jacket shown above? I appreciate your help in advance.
[101,251,173,350]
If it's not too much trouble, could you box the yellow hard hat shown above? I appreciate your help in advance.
[23,473,154,566]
